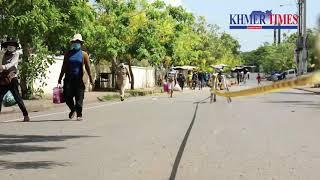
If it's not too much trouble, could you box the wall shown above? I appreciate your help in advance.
[34,58,156,95]
[125,66,155,89]
[34,56,64,95]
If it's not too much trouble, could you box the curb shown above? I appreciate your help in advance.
[294,88,320,94]
[1,98,102,115]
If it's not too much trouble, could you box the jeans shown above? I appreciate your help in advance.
[0,78,28,116]
[63,77,85,117]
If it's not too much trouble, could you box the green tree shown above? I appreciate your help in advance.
[0,0,95,98]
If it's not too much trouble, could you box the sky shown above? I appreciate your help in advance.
[166,0,319,52]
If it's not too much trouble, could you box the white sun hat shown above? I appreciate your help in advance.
[70,34,84,42]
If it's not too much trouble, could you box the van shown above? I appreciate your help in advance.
[285,69,296,79]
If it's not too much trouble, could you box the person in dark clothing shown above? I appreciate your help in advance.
[192,72,198,90]
[177,72,186,91]
[198,72,204,90]
[0,37,30,122]
[58,34,93,121]
[236,71,241,85]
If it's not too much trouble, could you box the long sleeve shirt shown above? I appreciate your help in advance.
[2,51,19,77]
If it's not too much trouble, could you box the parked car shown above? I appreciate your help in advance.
[285,69,297,79]
[267,71,285,81]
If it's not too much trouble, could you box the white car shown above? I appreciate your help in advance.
[285,69,296,79]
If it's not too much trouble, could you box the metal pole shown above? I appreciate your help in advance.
[274,29,277,45]
[302,0,308,74]
[297,0,302,75]
[278,23,281,44]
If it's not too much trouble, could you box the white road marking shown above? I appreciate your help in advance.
[2,97,150,123]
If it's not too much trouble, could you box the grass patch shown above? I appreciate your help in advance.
[127,88,163,97]
[98,87,163,101]
[98,94,123,102]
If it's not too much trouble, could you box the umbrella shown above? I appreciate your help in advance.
[173,66,196,70]
[211,64,228,69]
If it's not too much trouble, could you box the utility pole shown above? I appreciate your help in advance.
[302,0,307,74]
[274,29,277,45]
[297,0,307,75]
[278,23,281,44]
[296,0,302,75]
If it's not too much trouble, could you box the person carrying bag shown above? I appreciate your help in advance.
[0,37,30,122]
[58,34,93,121]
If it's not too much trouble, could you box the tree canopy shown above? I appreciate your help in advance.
[241,29,319,73]
[1,0,242,94]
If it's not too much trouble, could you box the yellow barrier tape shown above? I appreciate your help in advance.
[211,71,320,98]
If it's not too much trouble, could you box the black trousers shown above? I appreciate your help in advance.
[178,81,185,90]
[63,77,85,117]
[0,78,28,116]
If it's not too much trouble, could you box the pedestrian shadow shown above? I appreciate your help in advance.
[0,119,76,124]
[0,160,69,170]
[0,134,97,170]
[0,134,97,156]
[26,119,76,123]
[0,145,64,156]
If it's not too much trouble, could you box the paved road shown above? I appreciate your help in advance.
[1,83,320,180]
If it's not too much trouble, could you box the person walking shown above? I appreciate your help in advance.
[236,71,240,85]
[256,73,262,86]
[58,34,93,121]
[116,63,131,101]
[0,37,30,122]
[177,71,186,91]
[198,72,204,90]
[166,68,176,98]
[192,72,198,90]
[187,71,193,89]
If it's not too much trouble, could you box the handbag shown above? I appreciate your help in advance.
[173,83,182,91]
[3,91,17,107]
[53,86,65,104]
[0,70,15,86]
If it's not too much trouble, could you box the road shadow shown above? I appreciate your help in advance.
[265,100,314,104]
[0,134,97,170]
[264,100,320,109]
[0,160,69,170]
[0,119,78,124]
[0,145,64,155]
[0,134,98,168]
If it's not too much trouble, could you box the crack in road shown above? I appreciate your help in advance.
[169,97,209,180]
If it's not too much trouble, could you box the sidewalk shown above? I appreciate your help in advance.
[295,86,320,94]
[1,91,117,115]
[0,87,169,115]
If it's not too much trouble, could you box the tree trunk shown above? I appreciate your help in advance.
[127,58,134,90]
[19,39,32,100]
[111,56,117,89]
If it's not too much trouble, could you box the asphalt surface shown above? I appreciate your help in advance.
[1,81,320,180]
